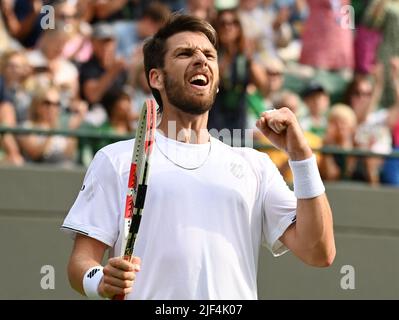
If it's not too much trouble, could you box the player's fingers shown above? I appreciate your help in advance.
[103,274,135,289]
[103,283,133,296]
[104,264,136,281]
[267,118,287,134]
[109,257,135,271]
[130,256,141,272]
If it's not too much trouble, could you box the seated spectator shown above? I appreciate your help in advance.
[94,90,136,152]
[18,86,84,166]
[115,2,171,60]
[79,23,128,107]
[27,26,79,110]
[262,58,286,107]
[345,69,399,185]
[54,0,93,65]
[380,57,399,186]
[0,101,24,165]
[320,104,358,181]
[0,50,32,123]
[300,81,330,137]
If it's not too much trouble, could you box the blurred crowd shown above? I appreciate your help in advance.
[0,0,399,187]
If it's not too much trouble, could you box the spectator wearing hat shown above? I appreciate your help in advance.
[79,23,128,112]
[300,81,330,138]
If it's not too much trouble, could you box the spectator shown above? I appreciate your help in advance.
[0,50,32,123]
[27,26,80,110]
[380,57,399,186]
[2,0,46,48]
[79,23,128,125]
[300,81,330,138]
[0,4,22,54]
[299,0,354,71]
[93,0,143,22]
[238,0,292,62]
[0,101,24,165]
[54,0,93,65]
[208,8,266,140]
[363,0,399,108]
[262,58,286,107]
[18,86,84,165]
[345,65,398,185]
[320,104,358,181]
[186,0,217,21]
[115,2,171,60]
[94,90,136,153]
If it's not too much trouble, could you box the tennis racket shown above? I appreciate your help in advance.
[114,99,157,300]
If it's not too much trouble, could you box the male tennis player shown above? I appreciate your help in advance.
[62,14,335,299]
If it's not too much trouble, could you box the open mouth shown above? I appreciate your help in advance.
[189,74,209,87]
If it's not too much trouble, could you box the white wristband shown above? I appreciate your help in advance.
[289,154,325,199]
[83,266,104,299]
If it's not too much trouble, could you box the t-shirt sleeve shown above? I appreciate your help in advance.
[256,151,297,256]
[61,151,123,247]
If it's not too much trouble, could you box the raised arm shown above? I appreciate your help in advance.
[256,108,336,267]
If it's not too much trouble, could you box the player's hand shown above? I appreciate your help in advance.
[256,107,312,161]
[98,256,141,299]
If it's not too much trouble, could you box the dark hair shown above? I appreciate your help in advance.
[101,90,131,119]
[214,9,246,55]
[344,76,372,106]
[143,13,218,111]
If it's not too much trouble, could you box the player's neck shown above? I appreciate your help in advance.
[158,109,210,144]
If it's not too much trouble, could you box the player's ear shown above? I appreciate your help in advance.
[149,69,164,91]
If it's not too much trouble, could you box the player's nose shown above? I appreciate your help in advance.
[192,51,208,68]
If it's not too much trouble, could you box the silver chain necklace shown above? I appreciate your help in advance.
[155,136,212,170]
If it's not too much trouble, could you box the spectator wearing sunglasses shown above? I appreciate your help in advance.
[18,86,82,165]
[344,65,396,185]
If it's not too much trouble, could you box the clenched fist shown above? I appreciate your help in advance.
[256,107,312,161]
[98,256,141,299]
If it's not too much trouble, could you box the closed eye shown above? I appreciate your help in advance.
[176,50,193,58]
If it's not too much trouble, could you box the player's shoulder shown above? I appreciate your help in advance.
[94,139,135,172]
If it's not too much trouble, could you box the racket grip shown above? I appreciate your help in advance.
[112,255,131,301]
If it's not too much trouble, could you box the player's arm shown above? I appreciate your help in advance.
[257,108,336,267]
[68,234,140,299]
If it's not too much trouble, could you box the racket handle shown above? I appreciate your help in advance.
[112,255,131,301]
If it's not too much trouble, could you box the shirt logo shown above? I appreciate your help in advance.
[80,184,86,191]
[230,162,244,179]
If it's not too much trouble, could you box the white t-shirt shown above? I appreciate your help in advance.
[61,131,297,300]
